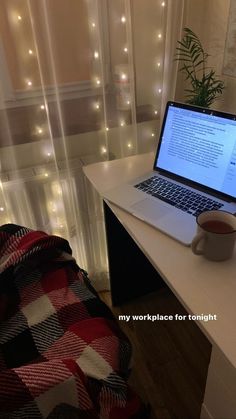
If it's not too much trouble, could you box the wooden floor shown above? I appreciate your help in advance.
[100,286,212,419]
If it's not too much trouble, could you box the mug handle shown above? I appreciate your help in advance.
[191,231,205,255]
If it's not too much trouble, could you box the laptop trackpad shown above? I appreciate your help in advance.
[131,198,172,221]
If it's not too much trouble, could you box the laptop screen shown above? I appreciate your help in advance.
[154,102,236,199]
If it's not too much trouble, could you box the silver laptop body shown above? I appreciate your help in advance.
[104,102,236,245]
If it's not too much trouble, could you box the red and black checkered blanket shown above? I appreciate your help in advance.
[0,224,143,418]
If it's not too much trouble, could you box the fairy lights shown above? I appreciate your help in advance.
[94,102,100,110]
[121,16,126,23]
[94,51,99,59]
[101,146,107,154]
[17,15,22,21]
[28,49,33,55]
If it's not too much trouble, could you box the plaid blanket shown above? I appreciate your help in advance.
[0,224,143,418]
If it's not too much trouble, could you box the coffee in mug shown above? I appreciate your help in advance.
[191,210,236,261]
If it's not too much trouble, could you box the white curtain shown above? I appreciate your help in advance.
[0,0,184,288]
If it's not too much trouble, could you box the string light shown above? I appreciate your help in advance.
[127,143,132,149]
[101,146,107,154]
[158,33,162,39]
[123,47,128,53]
[40,104,45,110]
[151,133,155,137]
[126,100,130,105]
[37,127,43,134]
[28,49,33,55]
[154,110,158,115]
[105,127,109,131]
[94,51,99,59]
[44,173,49,178]
[158,88,162,93]
[17,15,22,21]
[121,16,126,23]
[161,1,166,6]
[91,22,96,28]
[47,152,51,157]
[94,102,100,110]
[121,73,127,80]
[157,62,161,67]
[120,120,125,127]
[27,80,32,86]
[96,78,101,85]
[0,207,4,212]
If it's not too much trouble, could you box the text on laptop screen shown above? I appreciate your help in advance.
[155,104,236,199]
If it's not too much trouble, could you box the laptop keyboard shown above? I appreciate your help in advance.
[134,176,223,217]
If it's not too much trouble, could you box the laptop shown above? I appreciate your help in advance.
[103,101,236,245]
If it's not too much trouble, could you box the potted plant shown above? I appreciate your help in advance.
[175,27,225,108]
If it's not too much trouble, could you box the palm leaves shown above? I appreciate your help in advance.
[175,27,224,107]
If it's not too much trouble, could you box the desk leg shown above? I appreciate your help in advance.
[103,201,165,306]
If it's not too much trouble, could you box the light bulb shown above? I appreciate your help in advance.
[44,173,49,178]
[127,142,132,149]
[28,49,33,55]
[151,133,155,137]
[158,33,162,39]
[37,128,43,134]
[0,207,4,212]
[95,102,100,110]
[96,78,101,85]
[121,16,126,23]
[121,73,127,80]
[120,120,125,127]
[161,1,165,6]
[157,62,161,67]
[47,152,51,157]
[27,80,32,86]
[91,22,96,28]
[101,146,107,154]
[106,127,109,131]
[154,110,158,115]
[94,51,99,59]
[158,88,162,93]
[123,47,128,53]
[127,100,130,105]
[17,15,22,21]
[40,104,45,110]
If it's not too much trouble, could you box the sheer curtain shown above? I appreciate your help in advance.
[0,0,184,288]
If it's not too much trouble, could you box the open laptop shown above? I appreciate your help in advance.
[104,101,236,245]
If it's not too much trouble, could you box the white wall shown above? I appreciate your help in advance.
[175,0,235,113]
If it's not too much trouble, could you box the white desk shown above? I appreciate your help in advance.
[84,152,236,419]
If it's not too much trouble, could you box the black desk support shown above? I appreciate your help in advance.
[103,201,165,305]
